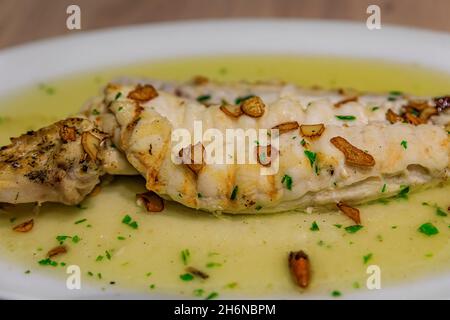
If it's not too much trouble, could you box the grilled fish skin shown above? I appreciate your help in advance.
[0,118,108,205]
[105,83,449,214]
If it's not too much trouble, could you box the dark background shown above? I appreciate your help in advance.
[1,0,449,49]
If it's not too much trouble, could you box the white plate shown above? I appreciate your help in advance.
[0,19,450,299]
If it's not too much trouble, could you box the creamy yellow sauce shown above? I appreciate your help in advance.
[0,56,449,298]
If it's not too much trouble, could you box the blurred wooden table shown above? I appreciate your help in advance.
[1,0,449,49]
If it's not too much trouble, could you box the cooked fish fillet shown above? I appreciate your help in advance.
[116,77,450,127]
[0,118,108,205]
[105,83,449,214]
[1,79,448,211]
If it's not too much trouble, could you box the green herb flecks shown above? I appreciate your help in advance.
[181,249,190,266]
[418,222,439,236]
[193,288,204,297]
[331,290,342,297]
[363,253,373,264]
[230,186,238,200]
[38,83,56,95]
[281,174,293,190]
[114,92,122,100]
[74,218,87,225]
[196,94,211,103]
[225,282,238,289]
[122,214,138,229]
[38,258,58,267]
[180,273,194,281]
[401,140,408,149]
[205,292,219,300]
[310,221,320,231]
[335,115,356,121]
[304,150,320,175]
[235,95,254,104]
[206,262,222,268]
[345,225,363,234]
[396,186,410,199]
[422,202,448,217]
[389,91,403,96]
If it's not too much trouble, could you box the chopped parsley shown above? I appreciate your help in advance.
[181,249,190,266]
[56,235,80,244]
[38,84,55,95]
[371,106,380,111]
[122,214,138,229]
[387,91,402,101]
[334,224,342,229]
[117,236,126,240]
[436,207,448,217]
[281,174,293,190]
[310,221,320,231]
[38,258,58,267]
[96,255,104,262]
[105,250,112,260]
[255,205,262,211]
[363,253,373,264]
[205,292,219,300]
[235,95,254,104]
[74,218,87,225]
[180,273,194,281]
[304,150,317,168]
[400,140,408,149]
[206,262,222,268]
[91,109,100,116]
[197,193,202,198]
[114,92,122,100]
[331,290,342,297]
[56,235,70,244]
[396,186,410,199]
[193,288,205,297]
[230,186,238,200]
[75,203,87,210]
[344,225,363,234]
[389,91,403,96]
[418,222,439,236]
[422,202,448,217]
[196,94,211,103]
[225,282,238,289]
[300,139,306,147]
[335,115,356,121]
[381,183,387,193]
[24,270,31,274]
